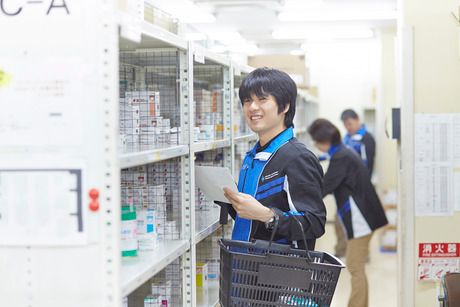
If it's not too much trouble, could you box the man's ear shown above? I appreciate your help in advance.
[282,104,290,114]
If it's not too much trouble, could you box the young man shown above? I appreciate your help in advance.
[222,67,326,250]
[308,118,388,307]
[341,109,376,177]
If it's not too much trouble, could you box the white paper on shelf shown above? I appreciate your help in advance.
[0,169,87,245]
[195,166,237,203]
[414,114,460,215]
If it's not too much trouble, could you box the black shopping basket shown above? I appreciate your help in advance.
[219,215,345,307]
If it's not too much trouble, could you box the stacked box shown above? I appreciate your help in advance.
[169,127,180,145]
[196,263,209,288]
[147,184,167,240]
[151,280,172,306]
[125,91,161,119]
[194,89,212,119]
[120,98,141,151]
[137,206,157,251]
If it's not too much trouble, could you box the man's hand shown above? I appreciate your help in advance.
[223,187,274,222]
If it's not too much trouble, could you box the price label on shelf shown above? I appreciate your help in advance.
[194,52,205,64]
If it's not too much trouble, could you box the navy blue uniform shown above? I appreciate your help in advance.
[343,125,376,177]
[230,127,326,250]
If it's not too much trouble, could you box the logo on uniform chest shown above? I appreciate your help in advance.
[261,170,279,182]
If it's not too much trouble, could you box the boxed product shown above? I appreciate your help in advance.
[144,295,161,307]
[151,280,172,305]
[137,206,157,251]
[196,262,209,288]
[126,91,161,118]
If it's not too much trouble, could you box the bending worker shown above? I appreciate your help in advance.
[308,118,388,307]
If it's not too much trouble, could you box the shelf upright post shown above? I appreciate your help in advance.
[229,65,237,177]
[179,42,196,307]
[223,65,234,175]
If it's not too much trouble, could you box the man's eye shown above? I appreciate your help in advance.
[243,99,251,104]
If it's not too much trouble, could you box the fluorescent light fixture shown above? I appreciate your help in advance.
[208,31,244,43]
[290,49,305,56]
[150,0,216,23]
[227,43,260,56]
[283,0,323,9]
[202,30,259,55]
[278,10,397,22]
[273,27,374,40]
[186,33,207,41]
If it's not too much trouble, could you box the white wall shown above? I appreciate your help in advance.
[398,0,460,305]
[308,39,380,131]
[376,27,399,194]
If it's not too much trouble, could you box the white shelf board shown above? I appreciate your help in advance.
[120,145,188,169]
[121,239,190,297]
[193,45,231,67]
[192,139,231,153]
[118,13,188,51]
[234,133,257,143]
[197,280,220,307]
[195,218,222,244]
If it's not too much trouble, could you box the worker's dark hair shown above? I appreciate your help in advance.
[340,109,359,121]
[308,118,342,146]
[239,67,297,128]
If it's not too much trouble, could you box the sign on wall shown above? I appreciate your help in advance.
[418,243,460,281]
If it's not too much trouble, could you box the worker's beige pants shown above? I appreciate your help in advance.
[346,233,372,307]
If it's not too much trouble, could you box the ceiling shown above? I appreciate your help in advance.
[154,0,397,55]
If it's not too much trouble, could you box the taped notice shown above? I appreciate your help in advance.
[0,169,86,246]
[414,114,460,216]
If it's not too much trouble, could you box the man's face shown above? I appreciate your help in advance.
[343,118,361,135]
[314,141,330,153]
[243,93,287,135]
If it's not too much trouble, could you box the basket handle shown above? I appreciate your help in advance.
[267,210,313,262]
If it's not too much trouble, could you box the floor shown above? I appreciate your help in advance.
[315,214,397,307]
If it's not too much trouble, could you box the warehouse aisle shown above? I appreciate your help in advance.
[315,223,397,307]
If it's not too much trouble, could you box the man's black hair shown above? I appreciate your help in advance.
[308,118,342,146]
[340,109,359,121]
[239,67,296,128]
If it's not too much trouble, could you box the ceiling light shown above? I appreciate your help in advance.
[283,0,323,9]
[149,0,216,23]
[278,10,396,22]
[227,43,260,56]
[273,27,374,40]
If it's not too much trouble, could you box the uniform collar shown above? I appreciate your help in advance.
[328,144,343,157]
[345,124,367,139]
[249,127,294,158]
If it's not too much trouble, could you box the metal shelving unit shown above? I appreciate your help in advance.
[195,218,222,244]
[121,239,190,297]
[0,2,255,306]
[191,139,231,153]
[234,133,257,143]
[120,145,188,168]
